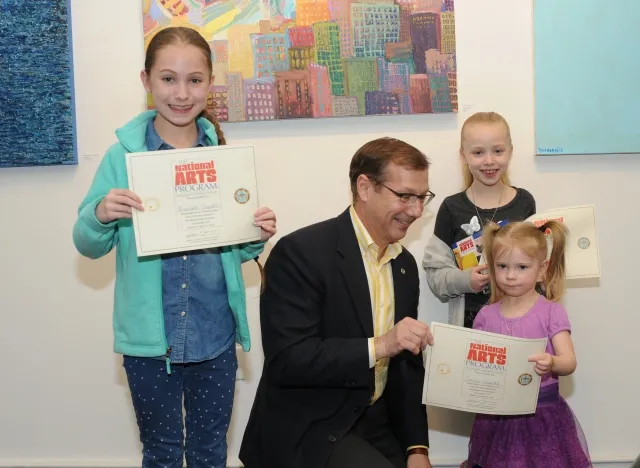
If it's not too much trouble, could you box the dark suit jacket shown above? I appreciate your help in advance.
[240,208,429,468]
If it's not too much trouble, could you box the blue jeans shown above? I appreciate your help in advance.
[123,344,237,468]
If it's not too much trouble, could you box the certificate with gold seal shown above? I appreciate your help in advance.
[422,323,547,415]
[125,145,261,256]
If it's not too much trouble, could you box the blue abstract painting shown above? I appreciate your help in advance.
[0,0,76,168]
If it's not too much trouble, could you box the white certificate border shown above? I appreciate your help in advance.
[423,322,547,415]
[537,204,600,280]
[126,145,261,256]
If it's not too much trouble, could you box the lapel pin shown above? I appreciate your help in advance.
[400,268,405,274]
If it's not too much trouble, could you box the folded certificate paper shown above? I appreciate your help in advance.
[423,323,547,415]
[526,205,600,279]
[451,205,600,279]
[125,145,261,257]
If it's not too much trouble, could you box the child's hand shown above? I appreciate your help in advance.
[528,353,555,376]
[254,207,277,241]
[470,264,489,292]
[96,189,144,223]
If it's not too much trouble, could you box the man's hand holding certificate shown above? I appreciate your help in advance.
[422,323,547,415]
[125,145,263,256]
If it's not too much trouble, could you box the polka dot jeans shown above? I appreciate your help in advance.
[123,344,237,468]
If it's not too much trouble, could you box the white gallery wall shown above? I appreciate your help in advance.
[0,0,638,466]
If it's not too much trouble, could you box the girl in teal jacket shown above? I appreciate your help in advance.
[73,27,277,468]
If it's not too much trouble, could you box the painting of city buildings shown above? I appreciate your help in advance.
[143,0,456,122]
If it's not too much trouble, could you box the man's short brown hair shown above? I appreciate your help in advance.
[349,137,430,200]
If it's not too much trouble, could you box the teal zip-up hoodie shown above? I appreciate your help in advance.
[73,111,264,357]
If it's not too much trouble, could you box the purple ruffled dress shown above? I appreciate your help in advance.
[467,297,592,468]
[467,383,591,467]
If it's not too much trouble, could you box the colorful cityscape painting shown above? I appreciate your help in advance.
[0,0,76,167]
[143,0,456,122]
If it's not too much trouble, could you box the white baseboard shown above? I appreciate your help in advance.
[427,460,633,468]
[229,456,635,468]
[0,456,633,467]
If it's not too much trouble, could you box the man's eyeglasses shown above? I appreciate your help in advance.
[378,182,436,206]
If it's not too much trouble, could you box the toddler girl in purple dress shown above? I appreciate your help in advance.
[466,220,591,468]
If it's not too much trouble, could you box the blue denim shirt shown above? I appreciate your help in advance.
[146,119,235,363]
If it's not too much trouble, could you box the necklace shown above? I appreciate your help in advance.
[470,184,505,254]
[504,295,538,334]
[470,184,504,295]
[504,318,522,336]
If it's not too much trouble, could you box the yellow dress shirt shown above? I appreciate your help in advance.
[349,206,401,403]
[350,206,430,455]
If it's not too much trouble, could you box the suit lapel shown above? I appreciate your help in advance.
[391,254,411,323]
[337,209,374,337]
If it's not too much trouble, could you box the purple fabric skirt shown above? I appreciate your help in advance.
[467,383,592,468]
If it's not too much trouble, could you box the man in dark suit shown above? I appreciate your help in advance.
[240,137,436,468]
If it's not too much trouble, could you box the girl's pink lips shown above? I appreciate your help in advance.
[481,169,499,177]
[169,104,194,114]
